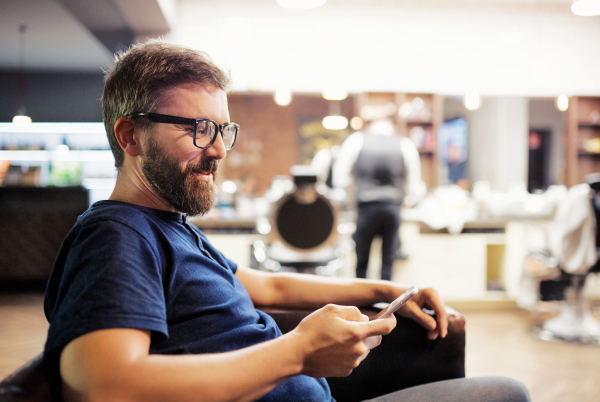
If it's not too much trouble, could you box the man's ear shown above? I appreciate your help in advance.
[114,117,143,157]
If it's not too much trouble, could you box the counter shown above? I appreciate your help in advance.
[0,186,89,286]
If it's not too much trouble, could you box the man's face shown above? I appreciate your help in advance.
[140,83,230,216]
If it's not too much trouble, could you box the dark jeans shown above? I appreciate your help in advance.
[364,376,531,402]
[354,202,401,281]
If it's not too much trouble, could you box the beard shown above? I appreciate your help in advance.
[141,136,218,216]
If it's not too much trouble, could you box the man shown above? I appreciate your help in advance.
[334,119,423,280]
[44,40,529,402]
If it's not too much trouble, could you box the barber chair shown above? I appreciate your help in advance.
[252,167,348,276]
[0,306,465,402]
[526,174,600,343]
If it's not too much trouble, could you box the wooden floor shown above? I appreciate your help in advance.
[460,306,600,402]
[0,292,48,380]
[1,293,600,402]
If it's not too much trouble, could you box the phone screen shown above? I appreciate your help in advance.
[374,286,418,320]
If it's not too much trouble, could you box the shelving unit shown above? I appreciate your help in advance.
[0,150,114,162]
[0,123,115,189]
[354,92,443,189]
[566,96,600,187]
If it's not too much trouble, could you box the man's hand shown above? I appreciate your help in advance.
[289,304,396,378]
[396,287,448,340]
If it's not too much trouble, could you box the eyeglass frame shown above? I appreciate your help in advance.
[126,112,239,151]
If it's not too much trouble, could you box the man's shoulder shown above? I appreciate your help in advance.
[77,200,181,234]
[82,200,151,223]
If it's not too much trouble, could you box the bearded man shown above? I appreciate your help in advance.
[43,40,529,402]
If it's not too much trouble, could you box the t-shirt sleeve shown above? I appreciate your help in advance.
[44,218,169,355]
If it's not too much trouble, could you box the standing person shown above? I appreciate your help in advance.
[334,119,423,281]
[353,119,406,281]
[43,40,529,402]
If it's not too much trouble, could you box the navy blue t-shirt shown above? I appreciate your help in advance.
[44,200,332,401]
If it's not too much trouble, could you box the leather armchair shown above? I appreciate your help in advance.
[0,306,465,402]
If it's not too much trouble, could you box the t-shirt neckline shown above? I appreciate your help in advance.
[92,200,186,223]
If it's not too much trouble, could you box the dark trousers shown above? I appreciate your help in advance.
[354,202,401,281]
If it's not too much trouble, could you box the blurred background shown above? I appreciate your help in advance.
[1,1,600,401]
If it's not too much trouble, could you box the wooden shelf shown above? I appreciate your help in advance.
[407,121,433,126]
[566,96,600,186]
[578,150,600,156]
[578,123,600,129]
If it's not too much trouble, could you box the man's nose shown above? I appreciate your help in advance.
[205,132,227,160]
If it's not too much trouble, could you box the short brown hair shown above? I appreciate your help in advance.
[102,39,231,167]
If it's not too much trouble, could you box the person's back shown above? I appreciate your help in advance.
[353,133,406,205]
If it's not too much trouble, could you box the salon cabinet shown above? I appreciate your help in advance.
[365,219,552,303]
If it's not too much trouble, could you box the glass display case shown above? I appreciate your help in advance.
[0,122,116,204]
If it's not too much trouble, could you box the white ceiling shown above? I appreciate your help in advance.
[0,0,575,72]
[1,0,597,96]
[0,0,171,72]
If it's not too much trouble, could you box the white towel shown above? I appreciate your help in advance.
[549,183,597,275]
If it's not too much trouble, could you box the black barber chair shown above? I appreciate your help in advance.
[0,306,466,402]
[251,166,347,276]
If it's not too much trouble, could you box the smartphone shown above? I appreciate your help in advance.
[373,285,418,320]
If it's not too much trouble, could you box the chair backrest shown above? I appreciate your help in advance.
[272,191,338,251]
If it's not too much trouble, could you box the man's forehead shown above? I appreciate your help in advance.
[155,82,230,122]
[161,82,225,101]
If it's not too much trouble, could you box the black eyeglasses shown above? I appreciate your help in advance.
[126,112,239,151]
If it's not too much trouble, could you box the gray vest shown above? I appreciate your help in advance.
[353,134,406,204]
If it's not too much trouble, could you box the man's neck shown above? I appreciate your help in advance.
[109,167,177,213]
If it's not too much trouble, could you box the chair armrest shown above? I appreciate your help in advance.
[0,354,51,402]
[260,305,466,402]
[0,308,465,402]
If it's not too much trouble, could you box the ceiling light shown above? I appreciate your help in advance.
[12,114,32,126]
[556,95,569,111]
[322,116,348,130]
[221,180,237,194]
[322,89,348,100]
[350,117,363,130]
[572,0,600,16]
[274,88,292,106]
[464,92,481,111]
[13,24,31,126]
[276,0,327,10]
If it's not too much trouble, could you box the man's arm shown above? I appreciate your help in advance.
[236,267,448,339]
[400,136,425,207]
[60,305,396,402]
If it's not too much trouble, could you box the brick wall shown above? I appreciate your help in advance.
[225,93,355,195]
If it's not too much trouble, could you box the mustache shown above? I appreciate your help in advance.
[188,158,219,175]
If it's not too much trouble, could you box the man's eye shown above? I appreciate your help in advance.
[178,125,194,133]
[197,121,214,136]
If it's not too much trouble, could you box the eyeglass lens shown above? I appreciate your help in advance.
[221,125,237,150]
[194,120,236,150]
[194,121,216,148]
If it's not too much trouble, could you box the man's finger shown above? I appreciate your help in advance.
[364,335,382,350]
[334,305,369,322]
[422,292,449,338]
[434,307,448,338]
[401,301,438,331]
[353,315,396,337]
